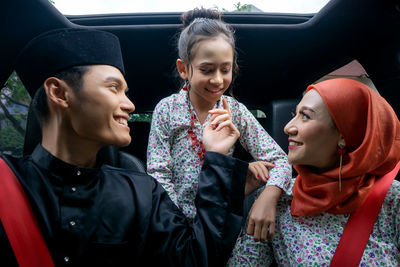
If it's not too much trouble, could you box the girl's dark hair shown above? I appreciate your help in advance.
[32,65,90,124]
[181,8,222,27]
[178,8,239,95]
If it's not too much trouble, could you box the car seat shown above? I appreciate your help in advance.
[238,99,298,227]
[265,99,299,154]
[120,120,151,164]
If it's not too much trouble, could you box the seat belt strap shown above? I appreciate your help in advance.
[330,160,400,267]
[0,158,54,267]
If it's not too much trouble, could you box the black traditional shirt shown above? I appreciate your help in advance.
[0,145,247,266]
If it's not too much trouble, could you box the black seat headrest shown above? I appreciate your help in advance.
[266,99,299,154]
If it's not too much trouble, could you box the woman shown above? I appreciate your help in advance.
[228,78,400,266]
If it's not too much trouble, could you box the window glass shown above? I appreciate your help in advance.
[129,113,153,123]
[250,109,266,119]
[53,0,331,15]
[0,72,30,156]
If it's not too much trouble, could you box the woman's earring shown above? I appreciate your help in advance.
[338,142,346,192]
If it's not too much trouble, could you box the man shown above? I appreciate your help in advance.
[0,28,249,266]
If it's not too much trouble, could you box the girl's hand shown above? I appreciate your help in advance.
[245,161,275,195]
[247,185,282,242]
[203,98,240,154]
[248,161,275,183]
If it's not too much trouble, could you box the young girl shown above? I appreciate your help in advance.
[147,8,291,265]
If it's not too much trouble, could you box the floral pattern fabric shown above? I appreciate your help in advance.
[147,89,291,217]
[228,178,400,266]
[147,89,291,265]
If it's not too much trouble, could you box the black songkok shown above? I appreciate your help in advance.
[14,28,125,97]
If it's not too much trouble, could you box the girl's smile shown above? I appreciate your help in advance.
[177,35,234,110]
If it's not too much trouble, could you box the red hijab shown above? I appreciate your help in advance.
[291,78,400,216]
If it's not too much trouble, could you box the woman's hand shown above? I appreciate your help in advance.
[247,185,282,242]
[202,98,240,154]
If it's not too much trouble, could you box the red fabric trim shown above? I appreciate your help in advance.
[330,160,400,267]
[0,158,54,267]
[187,103,205,162]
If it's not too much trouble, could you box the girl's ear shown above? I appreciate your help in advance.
[176,59,189,80]
[43,77,69,109]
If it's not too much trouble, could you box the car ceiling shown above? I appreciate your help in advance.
[1,0,399,115]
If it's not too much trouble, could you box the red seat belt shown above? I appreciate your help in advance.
[0,158,54,267]
[330,160,400,267]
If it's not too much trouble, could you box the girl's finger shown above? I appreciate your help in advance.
[251,162,268,182]
[214,120,234,132]
[250,163,262,181]
[210,113,230,126]
[208,114,218,124]
[209,108,228,115]
[248,164,256,177]
[258,164,270,181]
[222,98,231,116]
[261,161,276,169]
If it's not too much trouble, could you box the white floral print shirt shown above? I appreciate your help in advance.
[228,178,400,266]
[147,89,291,219]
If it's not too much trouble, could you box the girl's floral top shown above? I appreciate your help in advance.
[147,89,291,219]
[229,178,400,266]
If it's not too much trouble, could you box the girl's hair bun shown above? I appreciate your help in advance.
[181,7,222,27]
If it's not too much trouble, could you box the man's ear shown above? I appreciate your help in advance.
[176,59,189,80]
[43,77,69,108]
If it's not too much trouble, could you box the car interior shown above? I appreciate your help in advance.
[1,0,400,172]
[1,2,399,265]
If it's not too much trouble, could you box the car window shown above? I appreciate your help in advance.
[130,113,152,123]
[53,0,331,15]
[0,72,30,156]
